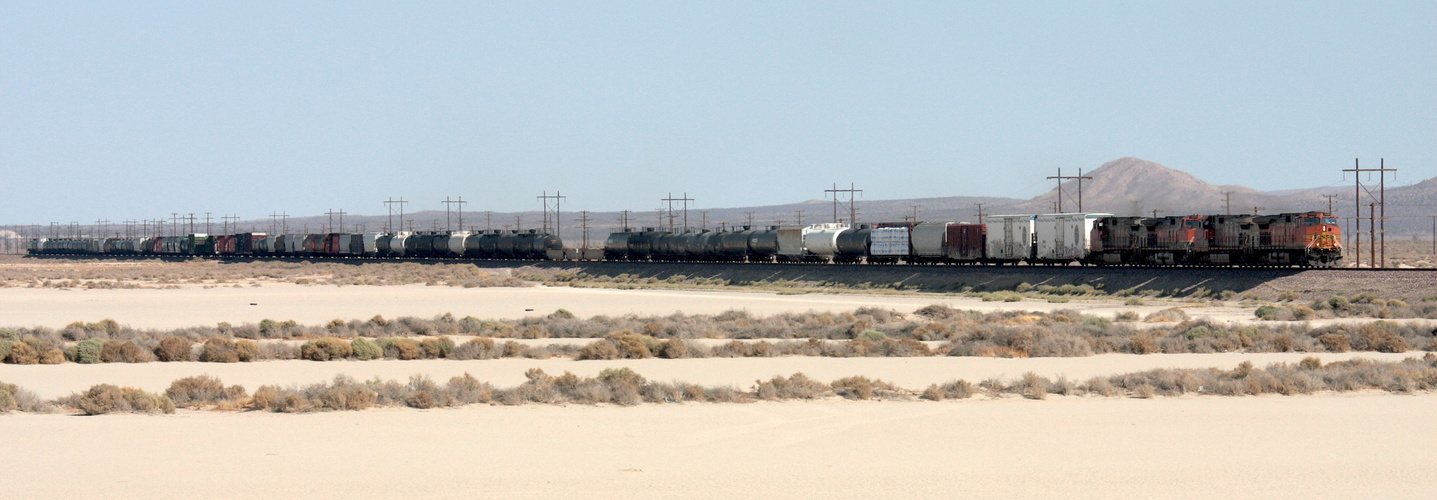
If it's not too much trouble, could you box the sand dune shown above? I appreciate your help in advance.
[3,394,1433,499]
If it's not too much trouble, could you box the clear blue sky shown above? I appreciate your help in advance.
[3,2,1433,224]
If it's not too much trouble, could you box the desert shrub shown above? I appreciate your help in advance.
[99,340,150,363]
[234,340,259,362]
[72,338,106,364]
[1317,334,1350,352]
[249,385,283,411]
[1114,311,1140,322]
[578,339,621,360]
[0,386,15,413]
[1356,324,1409,353]
[0,340,11,362]
[387,338,422,360]
[166,375,246,407]
[300,337,354,361]
[420,337,455,358]
[831,376,884,400]
[200,338,240,363]
[318,381,378,411]
[450,337,497,360]
[1254,305,1281,320]
[921,380,976,401]
[1144,308,1188,323]
[154,337,192,362]
[77,384,175,415]
[1018,372,1050,400]
[351,337,382,360]
[859,330,888,341]
[607,330,654,358]
[657,339,688,359]
[754,373,830,400]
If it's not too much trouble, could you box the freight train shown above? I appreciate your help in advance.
[26,211,1343,267]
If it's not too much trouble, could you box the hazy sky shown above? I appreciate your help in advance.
[3,2,1433,224]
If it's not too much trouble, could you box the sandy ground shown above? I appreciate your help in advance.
[2,394,1433,499]
[0,352,1419,400]
[0,282,1282,329]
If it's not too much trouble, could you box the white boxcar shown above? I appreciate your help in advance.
[1032,213,1112,263]
[801,223,848,260]
[985,215,1034,263]
[869,227,910,257]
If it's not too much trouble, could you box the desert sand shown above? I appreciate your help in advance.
[0,282,1305,329]
[0,351,1420,400]
[3,394,1433,499]
[5,280,1436,498]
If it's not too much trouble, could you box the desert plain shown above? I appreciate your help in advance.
[2,257,1435,498]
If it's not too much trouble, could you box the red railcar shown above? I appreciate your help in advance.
[944,223,986,262]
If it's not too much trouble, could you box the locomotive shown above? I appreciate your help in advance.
[26,211,1342,268]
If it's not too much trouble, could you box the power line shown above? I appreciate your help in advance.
[1046,168,1093,213]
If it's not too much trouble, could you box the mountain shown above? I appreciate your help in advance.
[1014,157,1331,216]
[20,157,1435,246]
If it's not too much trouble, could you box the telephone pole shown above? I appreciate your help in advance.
[441,197,467,232]
[974,203,987,225]
[222,214,240,235]
[1046,168,1093,213]
[661,192,694,232]
[618,210,631,232]
[269,212,289,234]
[537,191,566,236]
[384,197,408,233]
[203,213,213,234]
[1343,158,1397,268]
[1321,194,1337,215]
[1222,191,1234,215]
[824,183,862,224]
[576,210,592,250]
[324,209,347,233]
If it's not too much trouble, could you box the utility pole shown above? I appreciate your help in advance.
[1321,194,1337,215]
[441,197,467,232]
[1251,206,1265,216]
[485,211,492,232]
[824,183,862,225]
[203,213,212,234]
[537,191,566,236]
[577,210,592,250]
[384,197,408,233]
[700,210,708,229]
[1343,158,1396,268]
[222,215,239,235]
[745,211,755,228]
[910,205,921,224]
[1222,191,1234,215]
[1046,168,1093,213]
[661,192,694,232]
[618,210,631,232]
[974,203,987,225]
[1151,209,1161,218]
[324,209,347,233]
[795,210,804,225]
[269,212,289,234]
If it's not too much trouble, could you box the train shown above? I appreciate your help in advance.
[25,210,1343,267]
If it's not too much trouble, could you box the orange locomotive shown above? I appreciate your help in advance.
[1090,211,1342,267]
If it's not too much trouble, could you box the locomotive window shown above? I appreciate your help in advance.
[1321,217,1337,224]
[1185,220,1199,228]
[1303,218,1318,225]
